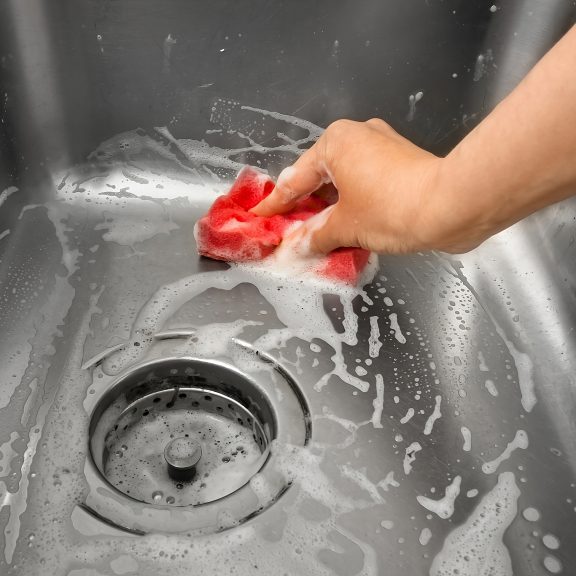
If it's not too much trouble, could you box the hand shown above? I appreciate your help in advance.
[251,119,488,254]
[252,27,576,256]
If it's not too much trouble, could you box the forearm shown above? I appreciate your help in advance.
[252,26,576,255]
[439,25,576,237]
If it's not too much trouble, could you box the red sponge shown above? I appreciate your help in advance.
[195,167,370,284]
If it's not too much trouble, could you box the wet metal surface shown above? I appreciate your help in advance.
[1,2,576,575]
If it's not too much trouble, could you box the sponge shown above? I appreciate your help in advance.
[195,167,370,284]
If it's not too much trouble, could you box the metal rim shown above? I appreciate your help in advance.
[83,347,310,534]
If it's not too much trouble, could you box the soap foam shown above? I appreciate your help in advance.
[461,427,472,452]
[400,408,415,425]
[389,313,407,344]
[423,395,442,436]
[430,472,520,576]
[482,430,528,475]
[7,109,388,575]
[368,316,382,358]
[403,442,422,475]
[371,374,385,429]
[416,475,461,519]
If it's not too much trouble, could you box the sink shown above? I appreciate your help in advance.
[1,2,575,575]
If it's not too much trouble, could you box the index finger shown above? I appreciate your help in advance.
[251,135,331,217]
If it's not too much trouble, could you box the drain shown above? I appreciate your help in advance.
[86,353,310,532]
[91,362,274,507]
[98,386,269,506]
[164,437,202,482]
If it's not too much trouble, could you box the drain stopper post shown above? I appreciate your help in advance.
[164,437,202,482]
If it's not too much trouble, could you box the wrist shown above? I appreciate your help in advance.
[420,153,502,253]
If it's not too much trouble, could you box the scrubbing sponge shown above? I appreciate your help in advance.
[194,167,370,284]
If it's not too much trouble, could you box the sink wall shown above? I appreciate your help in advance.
[0,2,575,575]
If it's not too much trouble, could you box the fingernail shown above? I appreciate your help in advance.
[275,167,299,202]
[276,166,295,187]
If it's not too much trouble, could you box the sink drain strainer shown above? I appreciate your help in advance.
[98,386,269,507]
[86,353,309,533]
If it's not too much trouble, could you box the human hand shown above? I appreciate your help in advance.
[251,119,489,255]
[252,27,576,256]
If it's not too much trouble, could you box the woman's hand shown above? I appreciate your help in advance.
[252,26,576,256]
[252,118,486,254]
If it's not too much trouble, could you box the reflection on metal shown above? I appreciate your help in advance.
[474,0,575,110]
[0,2,575,575]
[85,353,308,533]
[164,437,202,482]
[5,0,69,171]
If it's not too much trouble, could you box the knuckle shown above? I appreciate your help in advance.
[366,117,385,127]
[366,118,393,133]
[323,120,357,167]
[326,119,355,138]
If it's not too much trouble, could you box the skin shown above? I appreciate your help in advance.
[251,25,576,255]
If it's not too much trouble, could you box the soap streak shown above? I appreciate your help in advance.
[423,395,442,436]
[416,475,461,519]
[371,375,384,429]
[400,408,415,425]
[368,316,382,358]
[389,313,406,344]
[482,430,528,474]
[461,426,472,452]
[403,442,422,475]
[430,472,520,576]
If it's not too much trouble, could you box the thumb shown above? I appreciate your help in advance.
[251,141,329,217]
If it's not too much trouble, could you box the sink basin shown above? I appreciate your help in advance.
[1,2,575,575]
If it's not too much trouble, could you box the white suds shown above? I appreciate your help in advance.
[389,313,406,344]
[430,472,520,576]
[378,471,400,492]
[371,374,384,429]
[417,476,461,519]
[403,442,422,475]
[423,395,442,435]
[400,408,415,424]
[485,379,499,397]
[461,427,472,452]
[368,316,382,358]
[419,527,433,546]
[482,430,528,474]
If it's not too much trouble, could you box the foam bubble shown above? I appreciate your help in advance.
[430,472,520,576]
[482,430,528,475]
[417,476,461,519]
[461,427,472,452]
[423,395,442,436]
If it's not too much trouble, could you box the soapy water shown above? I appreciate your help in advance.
[423,395,442,436]
[461,426,472,452]
[403,442,422,475]
[482,430,528,475]
[371,374,385,429]
[103,405,264,506]
[0,101,550,575]
[368,315,382,358]
[100,262,377,396]
[400,407,415,424]
[407,91,424,122]
[416,475,461,519]
[430,471,520,576]
[0,106,387,575]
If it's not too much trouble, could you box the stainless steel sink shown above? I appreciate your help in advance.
[1,2,575,575]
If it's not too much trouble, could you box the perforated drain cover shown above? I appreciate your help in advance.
[103,387,268,506]
[86,354,310,533]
